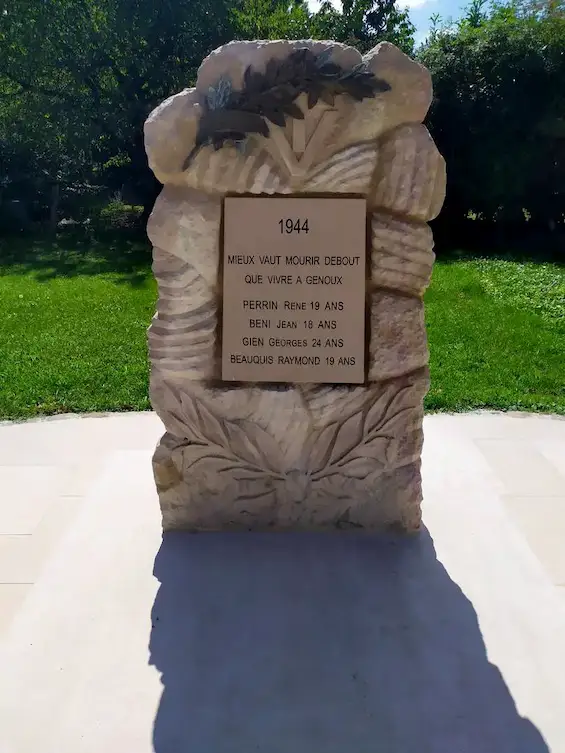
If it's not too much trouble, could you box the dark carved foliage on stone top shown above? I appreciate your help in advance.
[183,46,391,169]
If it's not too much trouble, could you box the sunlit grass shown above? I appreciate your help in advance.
[1,237,564,419]
[425,259,565,414]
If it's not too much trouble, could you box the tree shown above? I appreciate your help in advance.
[0,0,238,220]
[515,0,565,18]
[234,0,415,55]
[419,1,565,230]
[314,0,415,54]
[0,0,415,228]
[233,0,314,38]
[0,71,94,229]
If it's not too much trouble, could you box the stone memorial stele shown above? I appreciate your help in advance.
[144,39,446,532]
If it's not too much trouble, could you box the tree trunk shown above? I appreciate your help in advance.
[49,183,60,233]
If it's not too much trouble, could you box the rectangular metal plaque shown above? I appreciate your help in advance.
[221,196,367,384]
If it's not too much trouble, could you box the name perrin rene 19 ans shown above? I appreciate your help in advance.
[242,300,343,311]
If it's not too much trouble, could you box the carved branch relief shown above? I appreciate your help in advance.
[145,40,446,531]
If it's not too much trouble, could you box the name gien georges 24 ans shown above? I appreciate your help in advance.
[221,197,367,385]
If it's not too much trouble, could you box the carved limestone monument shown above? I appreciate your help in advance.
[144,40,446,532]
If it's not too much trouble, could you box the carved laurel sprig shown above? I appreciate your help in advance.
[305,382,421,482]
[165,390,286,482]
[183,47,391,169]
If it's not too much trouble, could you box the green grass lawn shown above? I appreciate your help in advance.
[0,234,156,419]
[0,235,564,419]
[426,258,565,413]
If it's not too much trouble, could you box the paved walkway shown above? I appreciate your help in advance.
[1,411,565,752]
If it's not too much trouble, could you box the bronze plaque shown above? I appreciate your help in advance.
[221,196,367,384]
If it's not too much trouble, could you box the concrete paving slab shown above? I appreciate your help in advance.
[502,496,565,585]
[0,452,163,753]
[0,498,84,589]
[0,466,65,534]
[428,411,565,441]
[0,412,162,466]
[0,535,39,584]
[0,584,30,634]
[476,439,565,496]
[1,412,565,752]
[539,439,565,479]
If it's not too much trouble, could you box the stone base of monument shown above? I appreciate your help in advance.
[151,370,428,532]
[144,40,446,532]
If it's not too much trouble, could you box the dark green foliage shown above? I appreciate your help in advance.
[0,0,238,222]
[0,0,411,229]
[3,0,564,257]
[234,0,415,55]
[420,3,565,238]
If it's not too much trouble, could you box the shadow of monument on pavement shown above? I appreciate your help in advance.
[149,529,548,753]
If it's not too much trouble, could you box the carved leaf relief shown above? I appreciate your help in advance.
[306,382,420,483]
[155,375,425,525]
[164,386,287,478]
